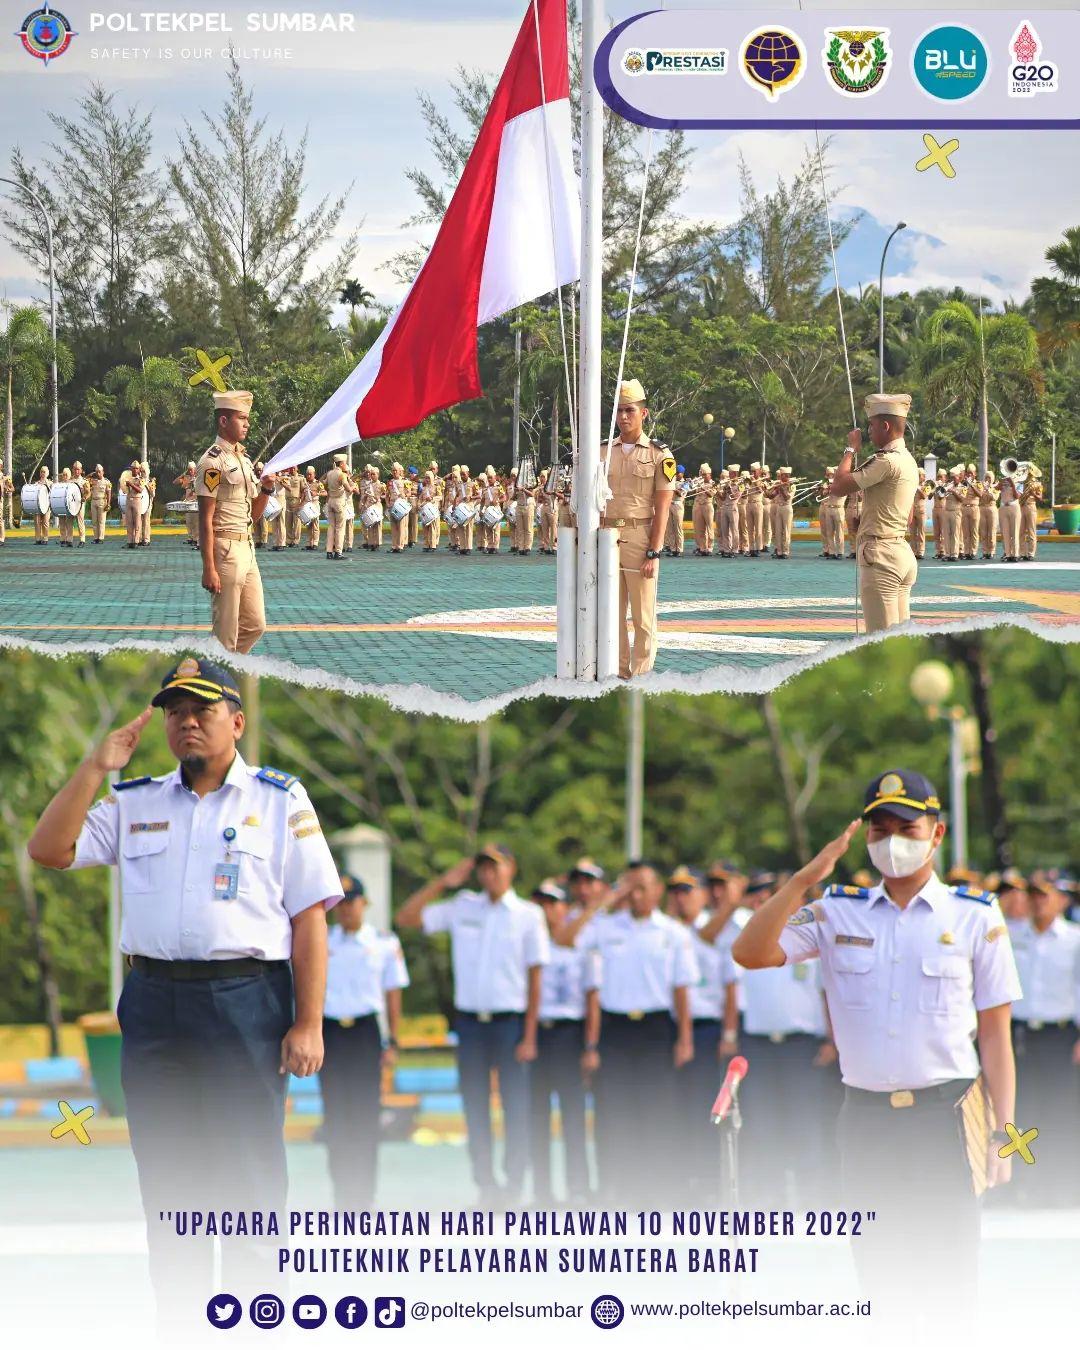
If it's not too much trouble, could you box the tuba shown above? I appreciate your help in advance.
[999,456,1032,485]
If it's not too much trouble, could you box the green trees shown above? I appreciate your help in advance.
[104,356,185,464]
[0,307,52,479]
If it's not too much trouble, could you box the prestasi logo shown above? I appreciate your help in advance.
[15,4,76,65]
[623,47,727,76]
[739,27,806,101]
[1008,22,1058,98]
[913,25,989,102]
[823,28,892,97]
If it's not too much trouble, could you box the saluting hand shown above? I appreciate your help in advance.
[87,707,153,775]
[798,819,862,889]
[441,857,475,890]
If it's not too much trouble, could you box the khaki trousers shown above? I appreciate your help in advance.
[138,506,151,545]
[343,514,354,551]
[844,505,860,552]
[286,504,302,545]
[460,515,476,551]
[979,506,998,557]
[124,500,140,544]
[423,518,440,549]
[932,501,944,555]
[746,497,764,552]
[773,504,793,556]
[35,509,51,541]
[538,502,557,550]
[58,514,73,543]
[617,524,658,678]
[739,508,749,553]
[303,514,320,548]
[908,509,926,559]
[408,505,419,545]
[1020,502,1039,557]
[999,501,1021,558]
[390,511,409,549]
[942,507,962,558]
[692,499,714,553]
[824,505,846,556]
[858,537,918,633]
[664,500,684,554]
[252,515,266,547]
[515,498,536,552]
[185,510,199,544]
[92,503,108,541]
[326,502,347,554]
[961,507,978,556]
[211,537,266,654]
[719,503,739,554]
[74,504,86,542]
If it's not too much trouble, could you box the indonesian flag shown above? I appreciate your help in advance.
[263,0,579,474]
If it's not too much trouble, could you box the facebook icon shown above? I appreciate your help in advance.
[334,1297,369,1329]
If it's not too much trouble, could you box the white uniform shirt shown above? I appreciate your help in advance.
[71,754,343,962]
[422,889,550,1013]
[1009,917,1080,1025]
[777,875,1022,1091]
[324,923,410,1020]
[684,914,737,1021]
[739,961,828,1038]
[539,941,601,1021]
[580,909,699,1014]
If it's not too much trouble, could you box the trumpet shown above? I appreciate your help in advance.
[999,456,1033,485]
[681,475,709,499]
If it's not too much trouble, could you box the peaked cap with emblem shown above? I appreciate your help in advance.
[862,769,941,821]
[151,657,242,708]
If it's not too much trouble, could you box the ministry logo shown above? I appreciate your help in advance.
[823,28,891,97]
[739,27,806,102]
[16,4,77,65]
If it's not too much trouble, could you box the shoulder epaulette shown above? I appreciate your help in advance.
[824,884,871,900]
[256,766,299,791]
[952,886,993,906]
[114,776,151,791]
[650,439,670,451]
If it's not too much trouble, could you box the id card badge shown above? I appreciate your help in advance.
[793,962,811,982]
[213,862,240,901]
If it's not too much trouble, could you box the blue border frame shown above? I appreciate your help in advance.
[595,11,1080,130]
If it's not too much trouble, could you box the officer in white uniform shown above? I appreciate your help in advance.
[396,843,549,1205]
[528,880,600,1204]
[321,873,409,1208]
[560,863,698,1207]
[734,769,1022,1327]
[1007,870,1080,1206]
[27,658,343,1328]
[667,865,738,1202]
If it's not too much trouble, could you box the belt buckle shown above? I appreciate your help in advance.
[338,1017,355,1029]
[628,1010,644,1022]
[540,1019,554,1030]
[477,1012,493,1024]
[1028,1020,1044,1031]
[769,1032,785,1045]
[889,1090,915,1109]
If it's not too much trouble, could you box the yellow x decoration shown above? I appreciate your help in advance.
[916,133,960,179]
[51,1099,94,1145]
[997,1121,1038,1165]
[189,349,232,392]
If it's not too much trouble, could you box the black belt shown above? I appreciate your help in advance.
[323,1013,378,1030]
[1017,1018,1074,1032]
[129,955,288,981]
[456,1010,522,1023]
[844,1078,973,1110]
[539,1017,583,1029]
[603,1010,669,1023]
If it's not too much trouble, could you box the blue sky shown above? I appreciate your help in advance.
[0,0,1074,317]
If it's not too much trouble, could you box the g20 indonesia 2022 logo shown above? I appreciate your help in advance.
[912,25,989,102]
[15,4,77,65]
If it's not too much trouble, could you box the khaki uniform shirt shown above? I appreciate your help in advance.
[325,467,349,502]
[602,434,676,518]
[283,471,303,506]
[90,476,111,504]
[195,436,258,532]
[850,438,919,539]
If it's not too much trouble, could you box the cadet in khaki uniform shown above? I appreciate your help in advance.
[459,466,478,555]
[512,473,537,555]
[820,468,846,558]
[976,472,999,560]
[30,465,51,543]
[360,466,383,550]
[341,465,358,554]
[931,470,947,558]
[537,469,558,553]
[1019,468,1043,560]
[843,486,862,558]
[664,467,687,556]
[251,464,267,550]
[717,464,742,557]
[70,461,88,546]
[174,462,200,548]
[941,465,966,561]
[55,468,75,547]
[419,470,441,551]
[960,465,980,559]
[387,463,409,552]
[89,465,111,543]
[692,464,715,555]
[300,467,323,550]
[282,468,303,547]
[196,389,275,654]
[828,394,919,633]
[998,470,1022,561]
[323,453,350,559]
[407,467,421,548]
[600,379,677,679]
[140,463,156,547]
[767,467,795,558]
[119,461,144,549]
[907,471,930,560]
[745,463,766,556]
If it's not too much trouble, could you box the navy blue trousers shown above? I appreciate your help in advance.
[319,1015,382,1208]
[118,965,292,1324]
[454,1012,530,1197]
[529,1019,591,1202]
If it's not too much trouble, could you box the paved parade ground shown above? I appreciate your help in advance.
[1,529,1077,705]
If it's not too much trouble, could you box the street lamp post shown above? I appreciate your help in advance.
[878,222,907,391]
[909,660,970,870]
[0,177,59,478]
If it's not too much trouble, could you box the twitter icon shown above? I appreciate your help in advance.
[206,1295,242,1330]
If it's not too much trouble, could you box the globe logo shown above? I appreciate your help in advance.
[16,5,77,65]
[913,25,989,102]
[740,27,807,101]
[590,1295,625,1329]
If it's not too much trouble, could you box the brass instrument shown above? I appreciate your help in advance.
[999,456,1033,486]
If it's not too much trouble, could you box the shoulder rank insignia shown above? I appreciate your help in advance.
[257,766,299,791]
[207,446,221,458]
[114,776,151,791]
[203,467,220,492]
[824,884,872,900]
[952,886,993,906]
[661,455,677,482]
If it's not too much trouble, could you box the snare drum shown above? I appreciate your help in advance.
[418,502,440,529]
[20,483,49,517]
[49,483,81,517]
[389,496,412,522]
[450,502,478,528]
[297,501,321,527]
[261,494,284,523]
[165,499,198,514]
[480,504,503,529]
[506,500,518,526]
[361,503,384,529]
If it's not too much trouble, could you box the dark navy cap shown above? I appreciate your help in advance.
[532,879,567,904]
[862,769,941,821]
[666,864,703,890]
[746,869,778,894]
[475,841,515,865]
[151,657,242,708]
[567,857,605,881]
[339,873,367,900]
[706,860,741,882]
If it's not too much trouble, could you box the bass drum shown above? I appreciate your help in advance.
[506,500,518,525]
[450,503,478,528]
[361,503,384,529]
[297,500,321,527]
[21,483,49,516]
[418,502,440,529]
[118,488,150,516]
[261,494,284,523]
[480,504,503,528]
[49,483,82,517]
[388,496,412,522]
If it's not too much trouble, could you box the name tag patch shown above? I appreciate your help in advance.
[835,934,874,948]
[129,821,169,833]
[213,862,240,901]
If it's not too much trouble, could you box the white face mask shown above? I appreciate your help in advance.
[868,833,936,879]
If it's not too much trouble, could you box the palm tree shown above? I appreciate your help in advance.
[338,280,376,319]
[105,355,185,460]
[0,306,52,479]
[917,300,1042,477]
[1031,226,1080,357]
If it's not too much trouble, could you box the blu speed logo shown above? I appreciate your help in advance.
[913,25,989,101]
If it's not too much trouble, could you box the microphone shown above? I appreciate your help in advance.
[710,1055,749,1124]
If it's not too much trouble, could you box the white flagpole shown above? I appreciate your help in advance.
[575,0,603,679]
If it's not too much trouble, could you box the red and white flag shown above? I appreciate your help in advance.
[264,0,579,474]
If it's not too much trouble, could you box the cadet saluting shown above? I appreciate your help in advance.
[828,394,919,633]
[27,658,343,1329]
[734,769,1021,1327]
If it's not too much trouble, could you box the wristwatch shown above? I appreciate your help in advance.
[261,484,274,496]
[645,549,661,560]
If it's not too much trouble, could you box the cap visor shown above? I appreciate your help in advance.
[151,680,231,708]
[863,798,932,822]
